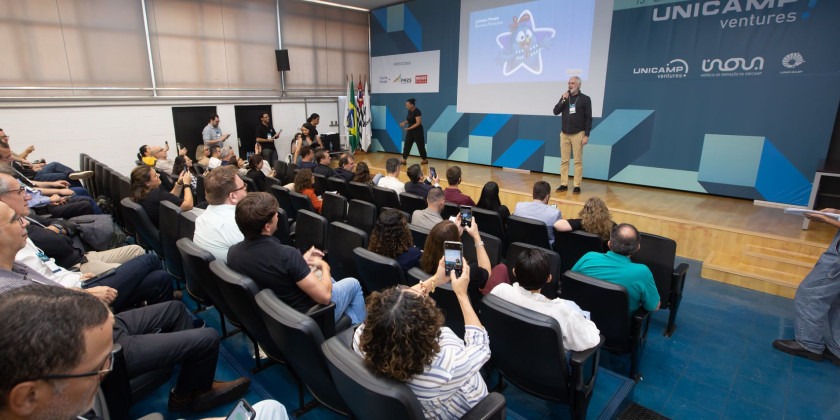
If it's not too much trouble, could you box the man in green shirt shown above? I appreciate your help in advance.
[572,223,660,313]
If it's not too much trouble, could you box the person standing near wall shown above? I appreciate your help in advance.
[203,114,231,148]
[553,76,592,195]
[399,98,428,165]
[255,112,280,165]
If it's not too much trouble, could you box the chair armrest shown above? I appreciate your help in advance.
[460,392,506,420]
[306,302,337,338]
[632,309,652,340]
[671,263,689,295]
[570,335,605,391]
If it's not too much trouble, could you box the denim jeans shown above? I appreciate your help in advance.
[330,277,366,324]
[34,161,81,186]
[795,229,840,356]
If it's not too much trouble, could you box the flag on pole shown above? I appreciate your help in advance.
[345,78,360,151]
[361,80,372,150]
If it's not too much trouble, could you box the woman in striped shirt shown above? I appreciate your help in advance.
[353,259,490,419]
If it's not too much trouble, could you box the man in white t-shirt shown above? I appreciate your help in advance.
[376,157,405,195]
[491,248,600,351]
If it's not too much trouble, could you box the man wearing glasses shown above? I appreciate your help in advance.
[194,166,248,263]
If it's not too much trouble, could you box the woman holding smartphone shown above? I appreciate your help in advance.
[420,217,497,297]
[353,259,490,419]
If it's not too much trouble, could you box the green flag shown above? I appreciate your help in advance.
[346,79,360,151]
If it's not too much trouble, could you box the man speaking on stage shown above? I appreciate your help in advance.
[553,76,592,194]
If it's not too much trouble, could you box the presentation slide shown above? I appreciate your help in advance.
[458,0,612,117]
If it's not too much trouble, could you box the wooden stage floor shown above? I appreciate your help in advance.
[355,152,832,298]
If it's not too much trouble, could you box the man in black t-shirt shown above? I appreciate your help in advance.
[255,112,280,165]
[553,76,592,194]
[227,192,366,324]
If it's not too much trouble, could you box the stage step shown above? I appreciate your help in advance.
[702,251,805,299]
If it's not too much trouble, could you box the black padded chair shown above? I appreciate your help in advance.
[209,260,286,371]
[290,190,317,214]
[256,289,350,416]
[631,232,688,336]
[352,248,407,295]
[156,168,174,191]
[264,176,281,192]
[120,198,163,257]
[409,224,430,251]
[100,343,173,420]
[178,210,198,241]
[322,328,507,420]
[274,161,296,185]
[442,202,460,219]
[373,186,401,210]
[399,192,427,216]
[177,238,239,337]
[462,232,502,267]
[347,199,377,235]
[158,201,184,287]
[314,173,327,196]
[506,215,551,250]
[108,169,123,226]
[271,185,297,222]
[506,242,563,300]
[554,231,605,274]
[482,294,603,419]
[241,175,259,193]
[193,163,207,175]
[472,207,506,251]
[322,192,347,224]
[193,174,206,205]
[296,209,329,253]
[116,175,131,230]
[560,271,652,380]
[328,222,368,280]
[93,162,106,198]
[273,207,294,246]
[326,176,350,198]
[348,181,375,204]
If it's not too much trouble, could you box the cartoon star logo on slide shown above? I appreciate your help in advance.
[495,10,555,76]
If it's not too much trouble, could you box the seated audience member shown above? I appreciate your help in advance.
[0,173,144,274]
[554,197,615,245]
[352,162,376,188]
[404,163,439,199]
[194,166,247,263]
[353,262,490,419]
[130,164,194,228]
[219,147,236,166]
[376,157,405,194]
[246,154,275,192]
[227,192,366,324]
[297,145,317,170]
[0,129,91,184]
[145,143,187,174]
[291,132,311,165]
[1,167,95,219]
[333,153,356,182]
[419,218,502,294]
[0,293,248,414]
[572,223,660,313]
[207,146,223,169]
[513,180,562,245]
[173,154,199,191]
[444,166,475,206]
[313,150,334,178]
[139,144,156,166]
[196,144,210,167]
[411,187,445,230]
[368,209,421,272]
[491,248,600,351]
[476,181,510,226]
[293,169,322,213]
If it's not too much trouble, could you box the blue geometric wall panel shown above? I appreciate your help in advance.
[494,139,545,169]
[586,109,654,180]
[371,4,422,52]
[370,105,403,152]
[427,105,467,160]
[468,115,517,165]
[698,135,811,205]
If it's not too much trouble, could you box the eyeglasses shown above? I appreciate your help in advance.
[0,186,25,195]
[37,352,114,381]
[0,214,25,228]
[232,184,247,193]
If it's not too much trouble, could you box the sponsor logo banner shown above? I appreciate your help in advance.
[371,51,440,93]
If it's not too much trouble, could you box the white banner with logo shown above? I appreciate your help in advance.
[371,51,440,94]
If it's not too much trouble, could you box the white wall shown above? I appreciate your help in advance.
[0,99,340,177]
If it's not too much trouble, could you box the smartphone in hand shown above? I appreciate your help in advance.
[460,206,472,227]
[444,241,463,277]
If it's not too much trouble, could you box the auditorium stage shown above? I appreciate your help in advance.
[356,152,832,298]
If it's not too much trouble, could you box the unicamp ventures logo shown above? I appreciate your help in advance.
[650,0,817,30]
[633,59,689,79]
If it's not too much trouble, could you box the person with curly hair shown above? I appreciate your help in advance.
[353,259,490,419]
[293,169,322,213]
[368,208,421,271]
[554,196,616,244]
